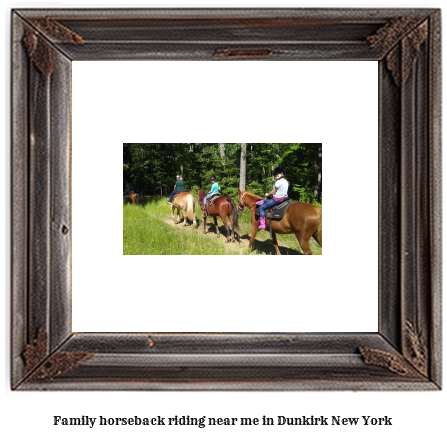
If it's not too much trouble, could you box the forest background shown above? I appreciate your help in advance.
[123,143,322,204]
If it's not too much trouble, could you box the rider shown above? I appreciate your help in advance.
[123,185,132,201]
[202,176,220,208]
[167,175,186,205]
[258,167,289,230]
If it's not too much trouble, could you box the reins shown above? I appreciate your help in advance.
[238,191,260,212]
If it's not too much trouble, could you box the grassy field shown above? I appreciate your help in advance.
[123,197,322,255]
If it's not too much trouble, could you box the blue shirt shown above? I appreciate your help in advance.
[211,182,220,193]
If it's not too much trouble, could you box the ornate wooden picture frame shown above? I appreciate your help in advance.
[11,8,441,390]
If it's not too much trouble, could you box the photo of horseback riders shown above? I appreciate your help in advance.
[123,143,322,255]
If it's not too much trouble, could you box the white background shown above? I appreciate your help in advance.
[2,1,445,438]
[72,60,378,332]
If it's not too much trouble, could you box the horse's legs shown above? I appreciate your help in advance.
[213,217,220,238]
[202,216,207,234]
[295,231,313,255]
[192,211,197,228]
[228,209,235,242]
[272,231,281,255]
[176,208,181,224]
[181,209,188,226]
[171,205,176,222]
[220,216,230,242]
[248,223,258,251]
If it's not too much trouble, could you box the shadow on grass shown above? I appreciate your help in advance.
[203,223,305,255]
[237,234,304,255]
[161,212,320,255]
[200,223,235,239]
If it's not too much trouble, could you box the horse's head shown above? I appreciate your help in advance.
[197,190,206,204]
[238,189,262,212]
[237,189,248,213]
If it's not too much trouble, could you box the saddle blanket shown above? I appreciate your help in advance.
[255,199,291,220]
[207,193,221,206]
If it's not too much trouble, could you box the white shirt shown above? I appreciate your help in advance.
[274,178,289,198]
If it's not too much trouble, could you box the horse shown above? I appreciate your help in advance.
[197,190,241,242]
[237,189,322,255]
[171,191,197,227]
[123,192,139,204]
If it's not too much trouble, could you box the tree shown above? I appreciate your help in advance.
[239,143,246,191]
[122,143,322,204]
[219,143,226,170]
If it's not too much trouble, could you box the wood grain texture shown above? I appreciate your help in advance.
[28,57,51,344]
[11,13,29,389]
[428,10,442,388]
[11,8,442,391]
[49,50,72,350]
[378,59,401,350]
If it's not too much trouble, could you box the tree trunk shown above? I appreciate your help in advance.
[240,143,247,191]
[314,144,323,202]
[219,143,225,170]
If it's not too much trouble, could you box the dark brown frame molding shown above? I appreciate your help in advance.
[11,8,442,390]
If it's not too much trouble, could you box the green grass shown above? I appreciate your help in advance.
[123,199,255,255]
[123,197,322,255]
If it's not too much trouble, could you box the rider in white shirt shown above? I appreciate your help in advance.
[258,167,289,230]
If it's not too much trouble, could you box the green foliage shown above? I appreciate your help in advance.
[189,185,201,195]
[123,143,322,204]
[246,181,263,196]
[294,186,315,203]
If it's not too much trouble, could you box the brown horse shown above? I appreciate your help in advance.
[171,191,197,227]
[197,190,241,242]
[123,192,139,204]
[237,189,322,255]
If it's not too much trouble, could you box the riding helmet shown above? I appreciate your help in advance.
[273,167,285,176]
[210,175,216,181]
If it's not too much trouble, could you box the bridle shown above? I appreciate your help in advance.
[237,191,258,213]
[197,191,207,216]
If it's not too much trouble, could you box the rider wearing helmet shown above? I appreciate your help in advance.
[258,167,289,230]
[202,176,220,208]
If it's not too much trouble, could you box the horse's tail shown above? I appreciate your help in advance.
[136,193,139,204]
[186,194,196,222]
[312,205,322,247]
[227,198,242,234]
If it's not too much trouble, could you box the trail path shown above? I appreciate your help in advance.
[162,216,251,255]
[161,214,314,256]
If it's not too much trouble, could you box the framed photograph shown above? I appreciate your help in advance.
[11,8,441,390]
[121,143,323,256]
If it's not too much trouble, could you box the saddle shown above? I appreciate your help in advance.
[255,199,292,238]
[201,194,221,217]
[172,189,189,202]
[207,193,221,206]
[255,198,291,220]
